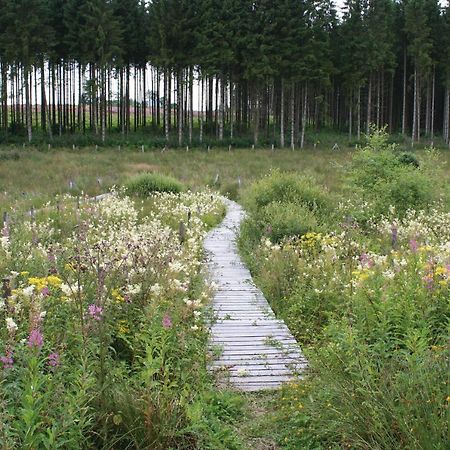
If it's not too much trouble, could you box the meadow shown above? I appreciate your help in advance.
[0,134,449,449]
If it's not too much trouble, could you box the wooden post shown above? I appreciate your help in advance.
[2,277,11,299]
[179,221,186,243]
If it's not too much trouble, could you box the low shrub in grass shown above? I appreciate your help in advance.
[125,172,184,197]
[258,202,318,243]
[244,169,331,217]
[241,171,332,246]
[347,127,440,219]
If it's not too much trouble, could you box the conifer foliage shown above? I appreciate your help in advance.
[0,0,449,145]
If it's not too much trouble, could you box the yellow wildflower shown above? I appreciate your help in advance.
[118,320,129,334]
[46,275,62,287]
[112,288,124,303]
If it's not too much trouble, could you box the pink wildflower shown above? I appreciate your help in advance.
[41,286,50,297]
[162,314,172,329]
[0,351,13,369]
[28,329,44,350]
[48,353,60,367]
[88,304,103,321]
[409,239,419,253]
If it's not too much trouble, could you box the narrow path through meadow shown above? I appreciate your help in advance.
[204,199,307,391]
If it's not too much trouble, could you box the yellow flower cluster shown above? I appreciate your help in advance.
[352,268,372,282]
[118,320,129,334]
[28,275,63,290]
[111,288,125,303]
[434,266,449,287]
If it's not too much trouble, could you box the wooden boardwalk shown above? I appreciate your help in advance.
[204,199,307,391]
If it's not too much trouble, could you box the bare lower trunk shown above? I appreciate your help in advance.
[402,49,407,135]
[280,78,285,148]
[41,64,52,140]
[290,83,295,150]
[430,67,435,140]
[178,71,183,146]
[366,73,372,133]
[165,69,169,142]
[189,67,193,144]
[348,90,352,140]
[300,82,307,149]
[24,67,32,143]
[357,87,361,141]
[219,76,225,141]
[412,65,418,144]
[230,80,234,139]
[443,86,449,145]
[253,87,259,147]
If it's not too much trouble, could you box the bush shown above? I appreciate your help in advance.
[125,172,184,197]
[259,202,318,243]
[348,129,438,219]
[244,170,331,217]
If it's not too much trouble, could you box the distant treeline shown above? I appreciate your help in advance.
[0,0,449,147]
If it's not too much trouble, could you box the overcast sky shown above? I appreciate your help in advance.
[333,0,449,16]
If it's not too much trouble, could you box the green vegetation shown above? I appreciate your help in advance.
[125,172,185,197]
[239,131,449,449]
[0,1,449,148]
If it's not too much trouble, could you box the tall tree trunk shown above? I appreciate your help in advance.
[178,70,183,146]
[189,67,193,144]
[253,85,260,147]
[425,74,431,136]
[357,86,361,141]
[348,90,352,140]
[2,63,8,131]
[366,73,372,133]
[300,82,307,149]
[443,85,449,145]
[430,66,435,140]
[219,75,225,141]
[412,65,418,144]
[280,78,285,148]
[24,66,32,143]
[165,69,169,142]
[290,83,295,150]
[402,49,407,135]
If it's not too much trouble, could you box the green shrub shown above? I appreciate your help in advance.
[259,202,318,243]
[244,170,331,217]
[125,172,184,197]
[348,129,439,219]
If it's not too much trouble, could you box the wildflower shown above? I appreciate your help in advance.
[409,239,419,253]
[162,314,172,329]
[5,317,18,333]
[22,285,35,298]
[118,320,129,334]
[48,353,60,368]
[28,329,44,350]
[41,286,50,297]
[46,275,62,287]
[88,304,103,321]
[0,352,13,369]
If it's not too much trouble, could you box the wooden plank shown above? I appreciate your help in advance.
[205,198,307,391]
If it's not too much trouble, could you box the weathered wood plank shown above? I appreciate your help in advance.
[205,198,307,391]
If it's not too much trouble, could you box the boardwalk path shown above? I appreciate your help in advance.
[204,199,307,391]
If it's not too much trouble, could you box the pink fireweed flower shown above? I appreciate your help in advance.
[28,329,44,350]
[48,353,60,367]
[88,304,103,321]
[162,314,172,329]
[360,252,373,268]
[409,239,419,253]
[0,351,13,369]
[41,286,50,297]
